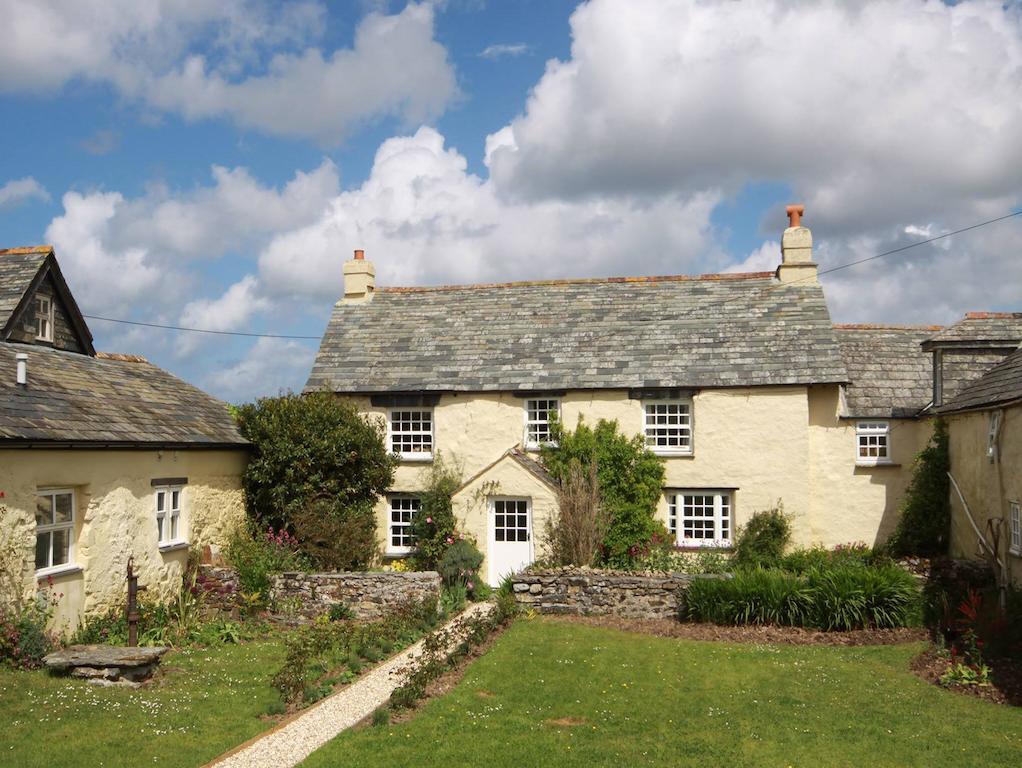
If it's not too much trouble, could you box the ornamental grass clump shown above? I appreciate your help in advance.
[685,570,813,626]
[685,564,921,630]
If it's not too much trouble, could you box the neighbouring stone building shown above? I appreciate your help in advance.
[306,208,1018,585]
[0,246,249,633]
[938,333,1022,587]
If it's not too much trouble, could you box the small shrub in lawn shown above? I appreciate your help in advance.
[264,697,287,716]
[733,505,791,569]
[372,707,391,726]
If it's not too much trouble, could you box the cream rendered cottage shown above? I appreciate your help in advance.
[0,246,248,632]
[307,209,955,585]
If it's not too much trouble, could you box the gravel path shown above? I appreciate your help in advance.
[208,602,494,768]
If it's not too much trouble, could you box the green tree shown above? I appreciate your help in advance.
[234,392,397,567]
[542,417,666,567]
[889,418,951,557]
[409,452,463,570]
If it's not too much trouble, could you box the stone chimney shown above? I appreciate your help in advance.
[342,248,375,303]
[776,204,818,284]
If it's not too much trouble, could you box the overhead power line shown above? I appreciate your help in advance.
[82,208,1022,339]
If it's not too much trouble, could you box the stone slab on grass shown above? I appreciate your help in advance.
[44,645,169,687]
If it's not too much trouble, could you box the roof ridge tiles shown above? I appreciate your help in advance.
[0,245,54,255]
[833,323,944,331]
[377,271,777,294]
[964,311,1022,320]
[95,351,148,363]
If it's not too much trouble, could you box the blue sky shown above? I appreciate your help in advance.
[1,0,1020,402]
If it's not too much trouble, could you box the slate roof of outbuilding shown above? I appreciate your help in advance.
[833,325,941,418]
[938,346,1022,414]
[922,313,1022,348]
[0,342,247,446]
[0,246,49,330]
[306,273,849,393]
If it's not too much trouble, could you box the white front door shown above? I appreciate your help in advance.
[488,497,533,586]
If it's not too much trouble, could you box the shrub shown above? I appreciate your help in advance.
[733,505,791,569]
[292,498,378,571]
[889,419,950,557]
[438,539,484,588]
[542,418,666,567]
[410,453,463,570]
[328,603,354,622]
[226,523,310,603]
[235,392,396,534]
[638,543,732,574]
[0,589,58,669]
[542,458,607,567]
[781,543,875,574]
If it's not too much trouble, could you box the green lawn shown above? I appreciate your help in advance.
[0,638,285,768]
[303,618,1022,768]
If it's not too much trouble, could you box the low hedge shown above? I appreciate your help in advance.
[685,565,921,630]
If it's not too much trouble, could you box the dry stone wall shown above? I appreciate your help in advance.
[270,571,441,620]
[511,568,728,619]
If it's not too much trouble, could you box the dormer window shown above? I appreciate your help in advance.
[35,295,53,342]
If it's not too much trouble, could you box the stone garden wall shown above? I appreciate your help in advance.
[511,568,728,619]
[270,571,442,620]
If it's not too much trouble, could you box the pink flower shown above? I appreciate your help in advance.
[426,517,433,524]
[446,537,454,544]
[467,581,474,590]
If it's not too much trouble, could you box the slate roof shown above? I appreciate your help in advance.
[307,273,849,393]
[0,342,246,447]
[834,325,941,418]
[939,346,1022,414]
[922,313,1022,349]
[0,246,49,330]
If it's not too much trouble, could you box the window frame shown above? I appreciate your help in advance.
[643,399,693,456]
[35,294,54,342]
[856,420,892,465]
[666,490,732,548]
[523,398,559,450]
[35,488,75,575]
[154,484,186,547]
[387,408,434,461]
[987,411,1003,463]
[387,495,421,555]
[1010,501,1021,557]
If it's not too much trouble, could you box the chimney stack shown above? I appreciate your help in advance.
[776,204,818,284]
[16,353,27,386]
[343,248,375,303]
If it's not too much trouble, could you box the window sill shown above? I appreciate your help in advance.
[675,541,732,551]
[398,454,434,463]
[384,550,413,559]
[855,460,900,468]
[36,564,83,580]
[1010,548,1021,558]
[159,540,190,554]
[652,449,694,458]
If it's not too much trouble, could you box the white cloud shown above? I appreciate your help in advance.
[202,336,317,402]
[43,160,339,315]
[0,177,49,208]
[486,0,1022,235]
[479,43,529,60]
[0,1,456,143]
[246,126,725,303]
